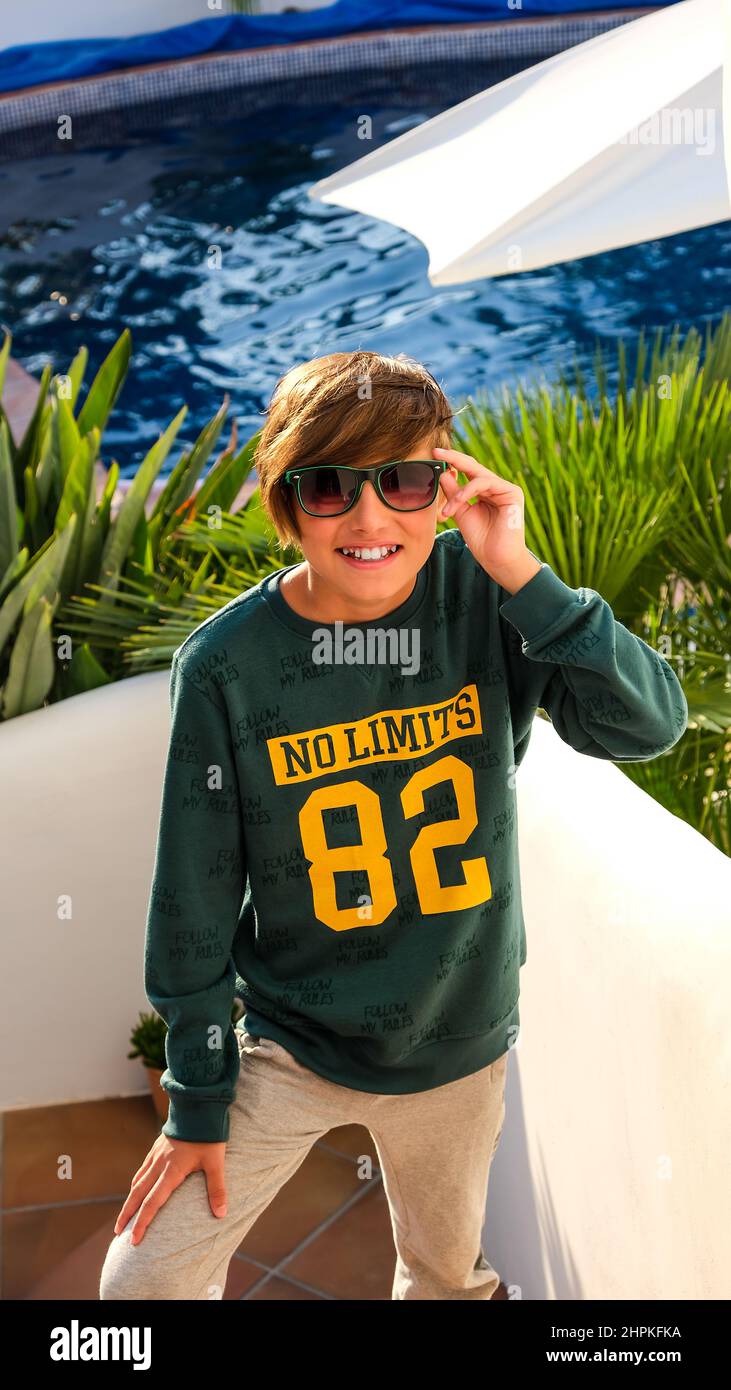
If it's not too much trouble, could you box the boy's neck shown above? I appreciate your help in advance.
[280,562,419,625]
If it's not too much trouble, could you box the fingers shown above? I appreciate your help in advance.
[113,1143,162,1236]
[113,1168,157,1238]
[112,1140,228,1246]
[441,476,493,516]
[434,447,516,491]
[113,1180,145,1237]
[436,465,463,517]
[433,447,489,476]
[205,1148,228,1219]
[445,482,488,511]
[129,1149,157,1189]
[442,472,521,517]
[436,479,459,524]
[127,1170,179,1247]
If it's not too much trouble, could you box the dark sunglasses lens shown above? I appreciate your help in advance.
[298,468,357,514]
[381,462,437,509]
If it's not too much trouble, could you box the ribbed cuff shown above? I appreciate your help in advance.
[162,1093,232,1145]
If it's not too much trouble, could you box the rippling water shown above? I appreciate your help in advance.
[1,89,729,478]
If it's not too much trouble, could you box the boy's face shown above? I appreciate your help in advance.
[288,437,455,612]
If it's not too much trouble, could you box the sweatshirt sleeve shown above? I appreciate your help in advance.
[143,652,247,1144]
[497,558,688,762]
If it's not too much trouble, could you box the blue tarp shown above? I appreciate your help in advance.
[0,2,679,96]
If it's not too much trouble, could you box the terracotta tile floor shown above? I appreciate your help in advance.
[2,1094,507,1301]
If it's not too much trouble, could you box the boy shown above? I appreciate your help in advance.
[100,351,688,1301]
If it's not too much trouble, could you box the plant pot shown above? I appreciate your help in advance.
[144,1065,170,1123]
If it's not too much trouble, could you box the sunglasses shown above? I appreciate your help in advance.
[282,459,449,517]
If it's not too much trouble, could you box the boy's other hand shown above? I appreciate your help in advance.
[112,1133,228,1246]
[434,447,541,593]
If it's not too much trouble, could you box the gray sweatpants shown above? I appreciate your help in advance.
[100,1029,509,1301]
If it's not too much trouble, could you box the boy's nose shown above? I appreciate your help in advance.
[353,478,389,516]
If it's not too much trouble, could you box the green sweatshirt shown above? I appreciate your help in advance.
[144,528,688,1142]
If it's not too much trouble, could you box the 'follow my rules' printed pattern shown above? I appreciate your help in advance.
[144,528,688,1143]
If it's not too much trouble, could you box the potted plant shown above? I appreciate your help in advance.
[127,1011,169,1122]
[128,1002,246,1123]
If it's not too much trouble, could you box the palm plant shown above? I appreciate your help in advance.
[0,328,289,715]
[450,315,731,855]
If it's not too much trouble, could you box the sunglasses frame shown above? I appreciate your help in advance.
[281,458,449,517]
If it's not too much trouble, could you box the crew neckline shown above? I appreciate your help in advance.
[260,554,431,638]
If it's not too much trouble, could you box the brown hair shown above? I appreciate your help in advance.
[254,350,456,552]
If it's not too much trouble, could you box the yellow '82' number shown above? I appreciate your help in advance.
[298,753,492,932]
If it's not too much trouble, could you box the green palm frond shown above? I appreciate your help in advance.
[453,316,731,855]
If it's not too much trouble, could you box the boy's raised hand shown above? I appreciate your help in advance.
[434,447,542,593]
[113,1133,228,1245]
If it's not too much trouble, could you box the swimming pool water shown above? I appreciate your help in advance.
[1,81,729,477]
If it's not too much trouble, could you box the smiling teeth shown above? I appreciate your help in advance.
[340,545,399,560]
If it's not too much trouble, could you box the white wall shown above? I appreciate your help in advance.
[0,0,334,49]
[1,671,729,1299]
[484,716,731,1300]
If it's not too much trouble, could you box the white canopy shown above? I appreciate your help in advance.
[308,0,731,283]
